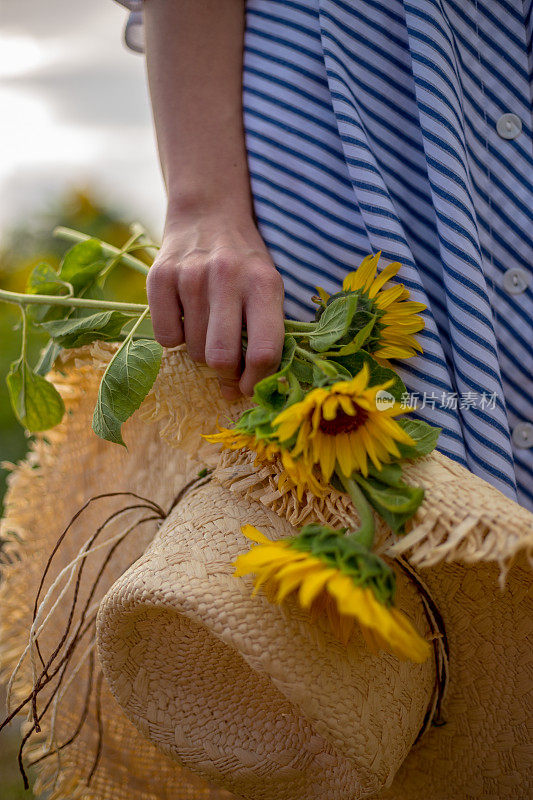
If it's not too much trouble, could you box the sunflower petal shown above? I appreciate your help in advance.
[274,559,321,582]
[374,283,407,309]
[241,525,274,545]
[275,572,307,603]
[298,567,338,608]
[367,261,401,298]
[335,433,356,477]
[322,395,340,420]
[342,251,381,292]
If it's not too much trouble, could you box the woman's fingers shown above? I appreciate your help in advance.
[240,268,285,397]
[178,261,209,363]
[146,260,184,347]
[205,287,243,400]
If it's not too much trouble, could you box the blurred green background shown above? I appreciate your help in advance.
[0,187,151,515]
[0,188,152,798]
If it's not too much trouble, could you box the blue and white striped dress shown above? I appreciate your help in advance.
[115,0,533,511]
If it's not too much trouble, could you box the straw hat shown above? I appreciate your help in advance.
[0,342,532,800]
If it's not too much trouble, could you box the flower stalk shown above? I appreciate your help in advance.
[283,319,316,333]
[0,288,147,314]
[337,470,375,550]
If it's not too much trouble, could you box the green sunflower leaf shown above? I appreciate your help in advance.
[7,358,65,432]
[367,462,403,486]
[40,311,132,348]
[329,350,406,400]
[253,367,303,412]
[395,419,441,458]
[35,341,63,376]
[59,239,106,292]
[291,357,315,384]
[334,314,377,355]
[92,338,162,446]
[312,359,352,385]
[280,335,297,369]
[236,406,275,436]
[309,294,359,352]
[353,471,424,535]
[26,263,74,323]
[27,262,73,297]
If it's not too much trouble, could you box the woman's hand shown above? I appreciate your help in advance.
[147,208,285,400]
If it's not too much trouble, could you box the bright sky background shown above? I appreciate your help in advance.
[0,0,166,238]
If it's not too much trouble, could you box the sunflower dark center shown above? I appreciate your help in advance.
[318,406,368,435]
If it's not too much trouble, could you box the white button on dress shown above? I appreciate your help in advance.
[496,113,523,140]
[512,422,533,449]
[502,268,531,295]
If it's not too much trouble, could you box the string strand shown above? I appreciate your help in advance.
[2,511,159,732]
[395,556,449,741]
[5,505,159,728]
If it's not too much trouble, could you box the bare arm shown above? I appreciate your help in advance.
[144,0,285,399]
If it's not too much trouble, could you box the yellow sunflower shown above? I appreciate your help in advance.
[203,426,328,499]
[320,251,427,360]
[272,362,415,481]
[233,525,431,662]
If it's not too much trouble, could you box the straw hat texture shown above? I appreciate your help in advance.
[0,342,531,800]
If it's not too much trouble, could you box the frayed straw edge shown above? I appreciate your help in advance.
[214,449,533,584]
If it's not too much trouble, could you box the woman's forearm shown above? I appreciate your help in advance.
[144,0,252,218]
[142,0,285,400]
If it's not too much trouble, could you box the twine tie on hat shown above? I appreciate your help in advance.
[395,557,449,739]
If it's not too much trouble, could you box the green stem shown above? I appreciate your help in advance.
[0,288,147,314]
[17,305,28,404]
[122,305,150,341]
[53,227,151,276]
[337,469,375,550]
[108,307,151,366]
[128,221,160,250]
[98,230,145,282]
[284,319,316,333]
[20,305,28,363]
[294,345,320,363]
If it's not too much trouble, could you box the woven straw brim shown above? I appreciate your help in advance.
[1,343,532,800]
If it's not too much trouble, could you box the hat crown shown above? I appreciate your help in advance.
[97,477,434,799]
